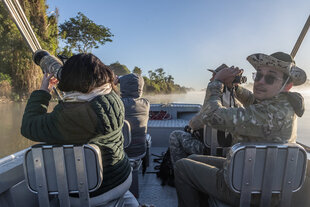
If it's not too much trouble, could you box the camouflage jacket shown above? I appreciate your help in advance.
[197,80,305,144]
[189,89,241,130]
[196,80,305,188]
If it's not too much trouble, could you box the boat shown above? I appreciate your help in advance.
[0,1,309,206]
[0,102,309,207]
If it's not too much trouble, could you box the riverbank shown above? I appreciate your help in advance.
[0,96,13,103]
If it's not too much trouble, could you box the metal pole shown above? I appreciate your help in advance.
[2,0,41,53]
[13,0,41,50]
[2,0,37,53]
[291,15,310,58]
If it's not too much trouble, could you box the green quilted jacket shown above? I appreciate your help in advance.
[21,90,131,196]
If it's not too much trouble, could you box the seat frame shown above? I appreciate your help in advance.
[226,143,307,207]
[23,144,130,207]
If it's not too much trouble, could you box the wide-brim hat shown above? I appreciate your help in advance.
[207,63,228,73]
[247,52,307,86]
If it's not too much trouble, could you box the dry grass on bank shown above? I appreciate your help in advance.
[0,80,11,96]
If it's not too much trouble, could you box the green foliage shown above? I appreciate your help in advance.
[109,62,130,76]
[132,66,142,75]
[0,72,11,83]
[110,63,188,94]
[58,45,74,57]
[0,0,58,98]
[144,68,189,94]
[59,12,113,53]
[10,92,19,102]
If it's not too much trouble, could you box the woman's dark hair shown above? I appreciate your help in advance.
[58,53,116,93]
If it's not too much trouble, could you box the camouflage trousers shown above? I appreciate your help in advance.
[169,130,206,168]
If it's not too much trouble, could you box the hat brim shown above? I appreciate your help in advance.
[207,64,229,73]
[247,53,307,86]
[290,66,307,86]
[207,69,216,73]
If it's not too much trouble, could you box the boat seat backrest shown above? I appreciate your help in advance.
[226,143,307,207]
[24,144,103,207]
[123,120,132,149]
[203,125,219,155]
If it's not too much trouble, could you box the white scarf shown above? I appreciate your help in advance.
[63,83,112,102]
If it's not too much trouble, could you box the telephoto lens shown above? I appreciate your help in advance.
[33,49,63,80]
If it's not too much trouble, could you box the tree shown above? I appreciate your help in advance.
[144,68,190,94]
[166,75,174,83]
[155,68,165,82]
[109,62,130,76]
[0,0,58,98]
[133,66,142,75]
[59,12,113,53]
[148,70,157,81]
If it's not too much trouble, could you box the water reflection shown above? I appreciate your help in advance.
[0,90,309,159]
[0,102,30,158]
[0,102,56,158]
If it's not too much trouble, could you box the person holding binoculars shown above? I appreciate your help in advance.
[174,52,307,207]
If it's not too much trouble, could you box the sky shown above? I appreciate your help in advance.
[46,0,310,90]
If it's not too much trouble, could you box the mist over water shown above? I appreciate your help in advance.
[144,91,205,104]
[145,89,310,147]
[0,89,309,159]
[291,87,310,147]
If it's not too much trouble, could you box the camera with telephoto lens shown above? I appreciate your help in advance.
[232,71,247,84]
[33,49,63,80]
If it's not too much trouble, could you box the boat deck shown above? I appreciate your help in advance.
[137,147,178,207]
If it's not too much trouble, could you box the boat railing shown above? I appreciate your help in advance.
[0,148,28,168]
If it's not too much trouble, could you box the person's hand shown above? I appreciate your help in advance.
[214,66,243,88]
[40,73,59,93]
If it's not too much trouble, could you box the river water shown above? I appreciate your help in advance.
[0,90,309,159]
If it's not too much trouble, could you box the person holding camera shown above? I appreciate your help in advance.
[21,53,132,202]
[174,52,307,207]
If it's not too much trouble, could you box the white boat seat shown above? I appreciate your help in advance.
[23,144,131,207]
[210,143,307,207]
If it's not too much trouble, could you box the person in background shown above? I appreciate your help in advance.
[118,73,150,159]
[174,52,307,207]
[21,53,133,203]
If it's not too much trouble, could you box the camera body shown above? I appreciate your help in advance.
[33,49,63,80]
[232,74,247,84]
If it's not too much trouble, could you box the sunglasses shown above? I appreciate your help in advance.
[252,72,282,85]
